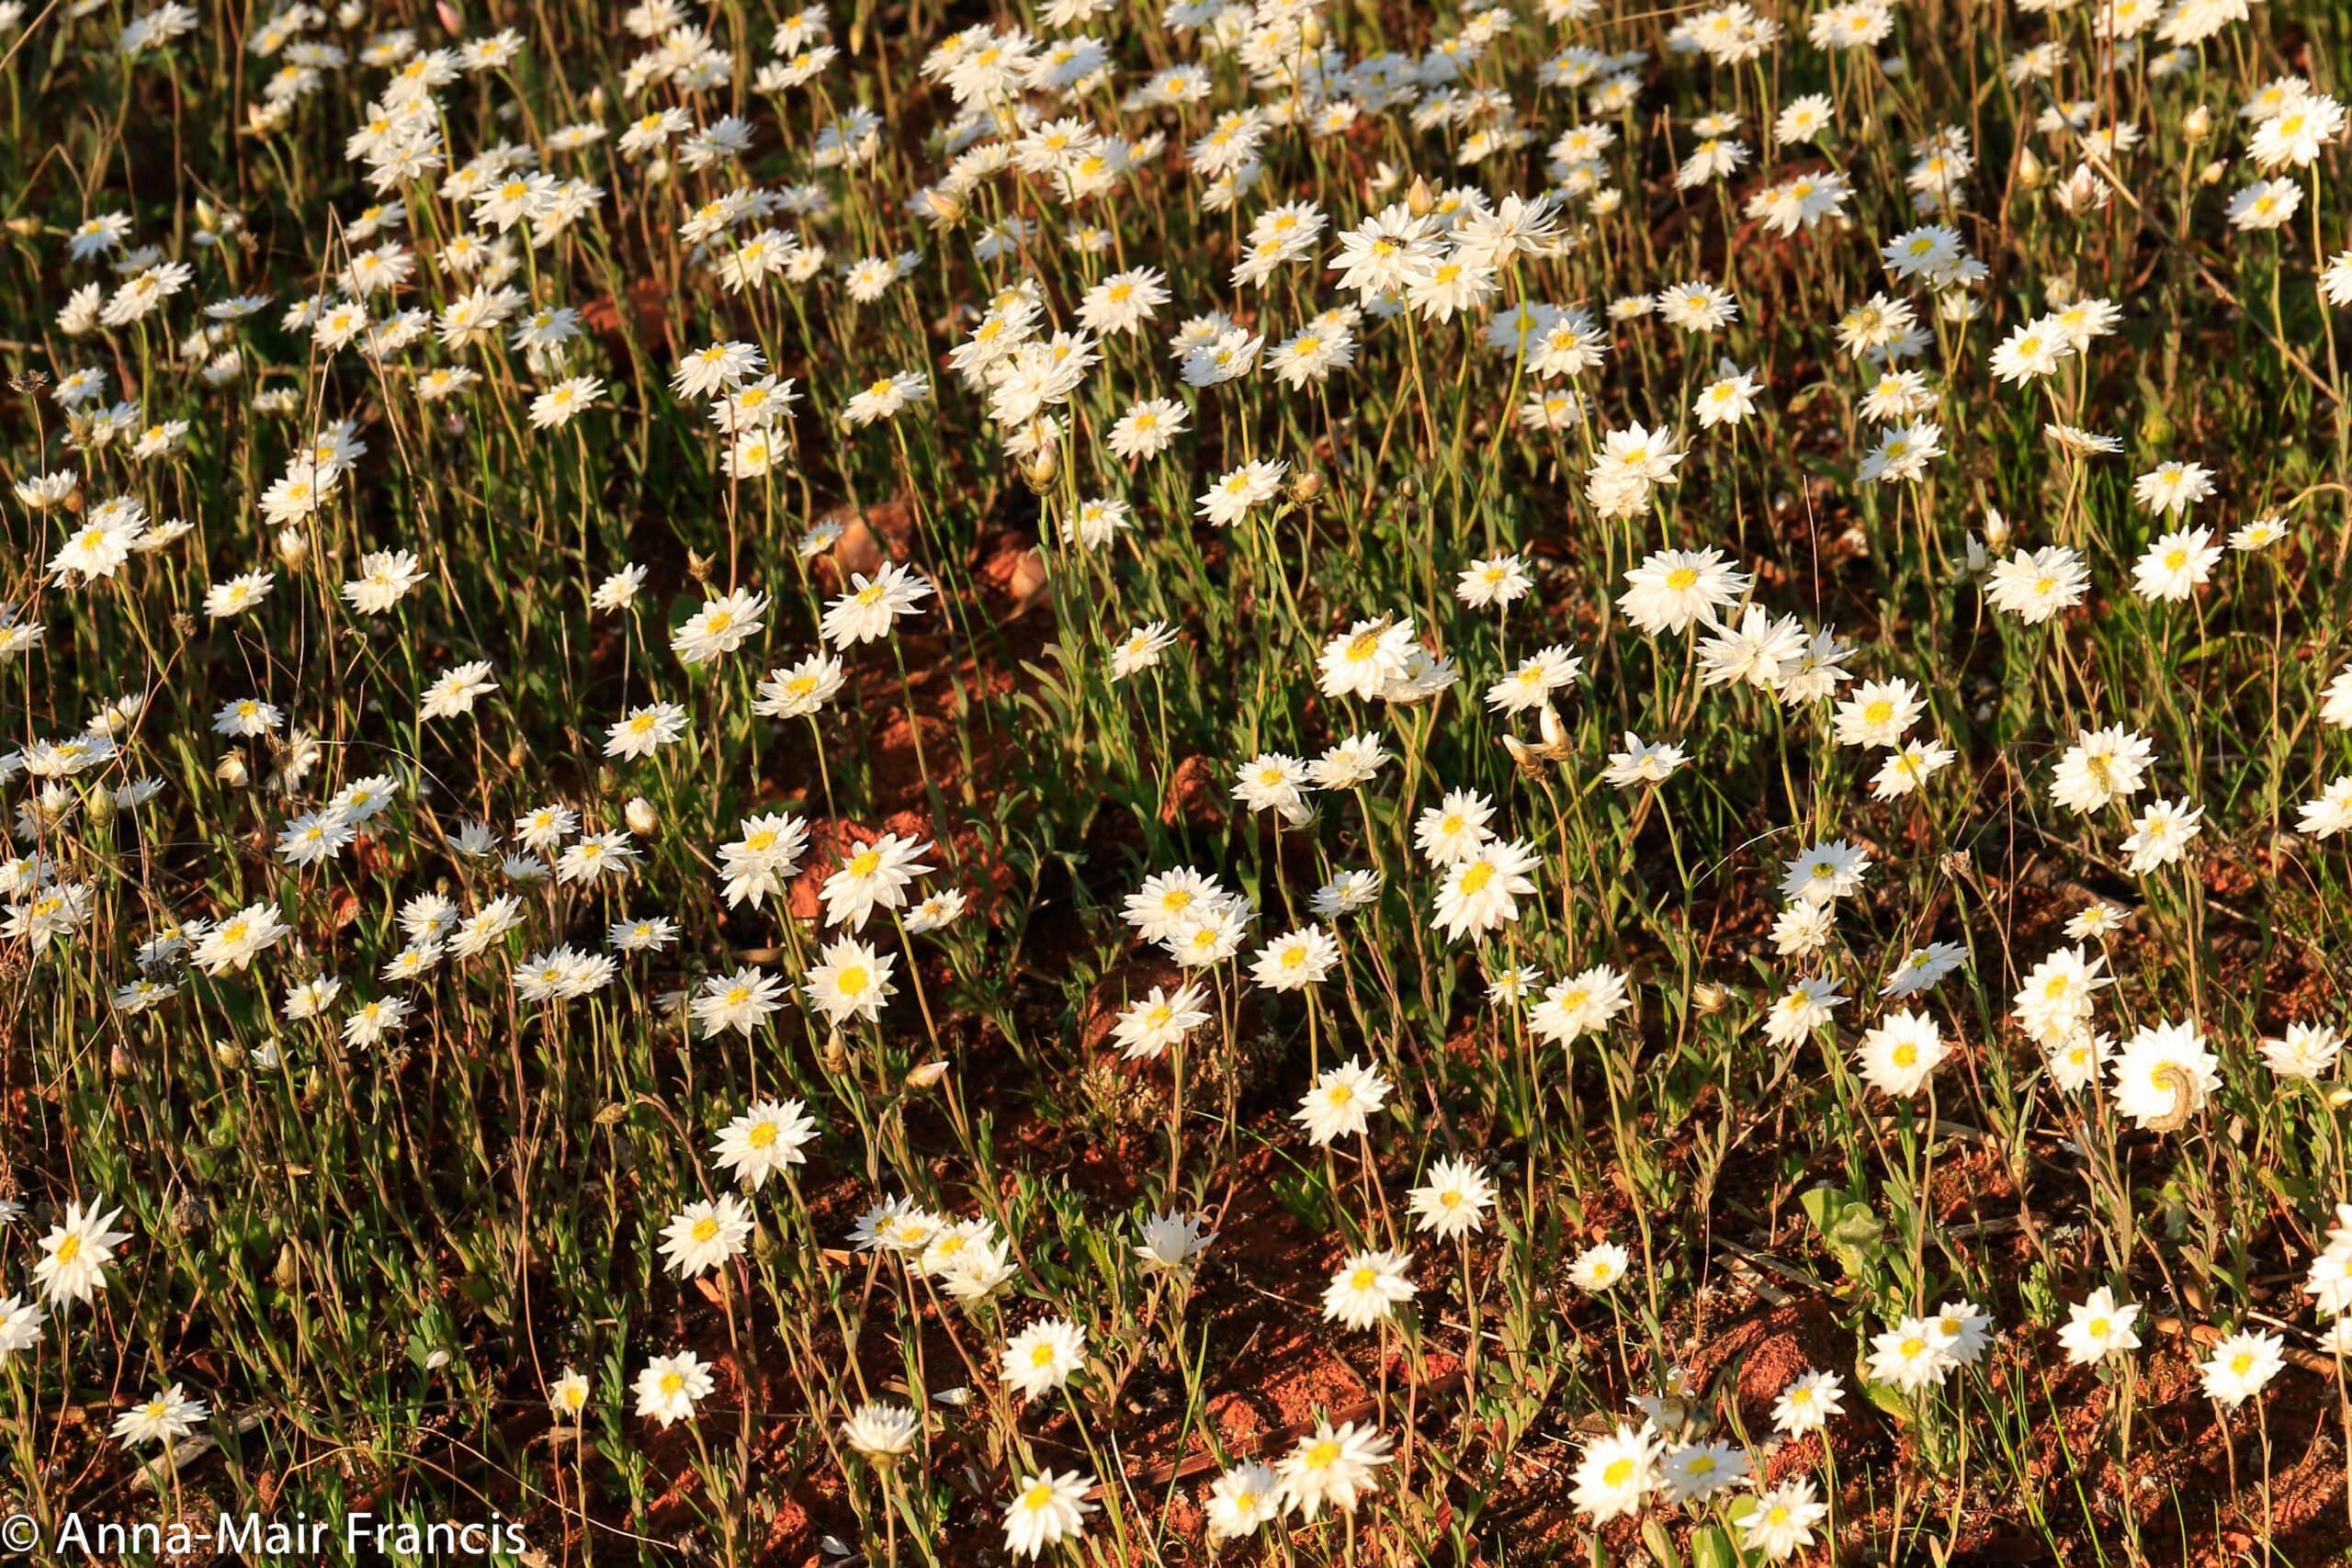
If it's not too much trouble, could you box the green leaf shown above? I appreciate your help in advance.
[1798,1185,1886,1285]
[1270,1165,1334,1234]
[1690,1524,1744,1568]
[1863,1378,1915,1427]
[1640,1517,1687,1568]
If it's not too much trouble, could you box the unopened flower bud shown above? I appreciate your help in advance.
[625,795,659,835]
[1289,468,1322,504]
[1407,175,1434,216]
[2183,104,2212,143]
[1021,446,1058,491]
[1539,701,1571,753]
[2016,145,2046,190]
[276,524,310,571]
[217,751,250,787]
